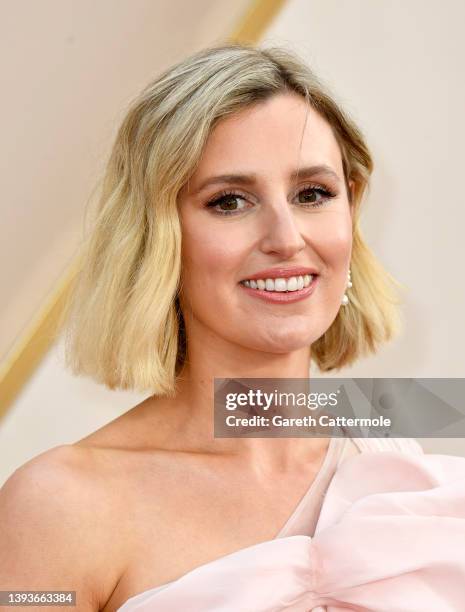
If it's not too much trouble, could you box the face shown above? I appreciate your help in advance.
[177,92,353,355]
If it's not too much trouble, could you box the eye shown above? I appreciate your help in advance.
[206,191,251,216]
[205,183,337,216]
[295,184,337,207]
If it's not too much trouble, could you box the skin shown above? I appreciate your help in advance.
[0,91,356,611]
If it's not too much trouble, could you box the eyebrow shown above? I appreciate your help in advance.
[192,164,342,195]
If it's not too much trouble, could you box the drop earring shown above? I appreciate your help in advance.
[341,268,352,306]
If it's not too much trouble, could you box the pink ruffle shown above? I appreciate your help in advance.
[119,450,465,611]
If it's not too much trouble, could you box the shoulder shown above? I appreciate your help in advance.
[0,443,105,508]
[0,444,124,610]
[0,444,91,517]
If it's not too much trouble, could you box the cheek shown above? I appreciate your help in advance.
[306,214,353,305]
[323,226,352,261]
[180,221,246,296]
[309,212,353,263]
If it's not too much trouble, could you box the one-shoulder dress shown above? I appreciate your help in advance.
[116,435,465,611]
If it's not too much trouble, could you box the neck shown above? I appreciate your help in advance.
[151,329,321,472]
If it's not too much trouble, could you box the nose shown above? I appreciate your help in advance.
[258,198,306,259]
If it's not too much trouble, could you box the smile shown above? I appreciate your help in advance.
[240,275,313,292]
[239,275,319,304]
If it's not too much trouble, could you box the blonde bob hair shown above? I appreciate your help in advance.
[61,42,402,397]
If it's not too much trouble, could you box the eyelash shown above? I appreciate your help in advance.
[205,184,337,216]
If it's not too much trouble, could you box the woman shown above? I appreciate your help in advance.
[1,43,465,612]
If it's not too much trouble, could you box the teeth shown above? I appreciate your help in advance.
[274,277,294,292]
[242,275,314,292]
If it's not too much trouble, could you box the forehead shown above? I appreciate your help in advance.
[191,92,344,181]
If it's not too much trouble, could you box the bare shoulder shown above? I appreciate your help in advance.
[0,444,103,513]
[0,445,124,611]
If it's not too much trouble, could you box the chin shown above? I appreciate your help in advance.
[247,332,317,354]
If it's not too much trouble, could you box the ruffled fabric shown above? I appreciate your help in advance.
[118,450,465,611]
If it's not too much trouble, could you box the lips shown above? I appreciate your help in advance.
[239,274,319,304]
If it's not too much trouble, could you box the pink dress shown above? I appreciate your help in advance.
[117,436,465,611]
